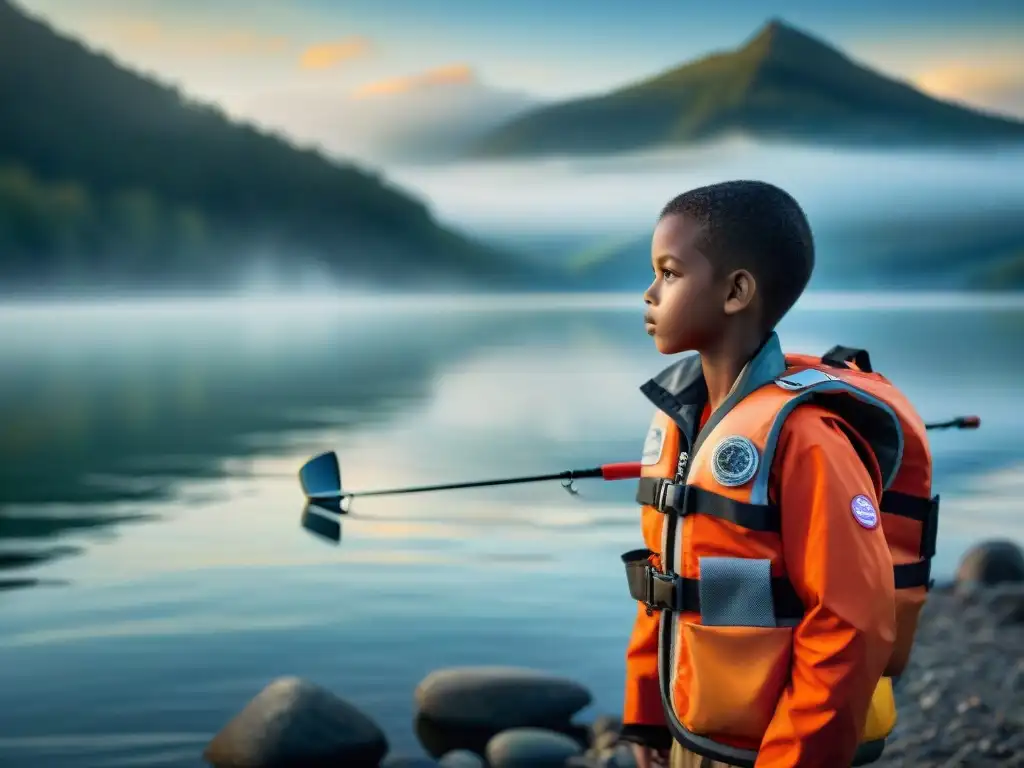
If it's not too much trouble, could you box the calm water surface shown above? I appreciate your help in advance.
[1,292,1022,767]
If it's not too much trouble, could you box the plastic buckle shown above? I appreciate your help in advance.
[655,481,669,512]
[645,567,676,612]
[655,481,683,515]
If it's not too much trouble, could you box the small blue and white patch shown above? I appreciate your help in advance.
[710,436,759,487]
[774,368,839,391]
[851,494,879,529]
[641,425,666,466]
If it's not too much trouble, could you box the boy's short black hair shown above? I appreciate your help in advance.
[659,180,814,329]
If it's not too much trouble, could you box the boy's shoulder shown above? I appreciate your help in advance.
[772,402,884,492]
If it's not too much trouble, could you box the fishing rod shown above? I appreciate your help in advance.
[924,415,980,430]
[299,451,642,515]
[298,415,979,515]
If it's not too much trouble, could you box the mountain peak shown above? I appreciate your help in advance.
[469,16,1024,160]
[751,18,805,42]
[752,17,793,40]
[740,18,844,66]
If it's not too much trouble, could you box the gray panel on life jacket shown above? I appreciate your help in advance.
[698,556,776,628]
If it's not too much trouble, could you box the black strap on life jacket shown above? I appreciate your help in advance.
[621,549,805,620]
[881,491,940,559]
[636,478,781,532]
[821,345,874,373]
[881,490,940,589]
[894,560,932,589]
[636,478,940,590]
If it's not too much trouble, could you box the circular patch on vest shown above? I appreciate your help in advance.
[851,494,879,529]
[710,436,759,487]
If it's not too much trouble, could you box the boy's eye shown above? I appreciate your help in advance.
[661,269,677,280]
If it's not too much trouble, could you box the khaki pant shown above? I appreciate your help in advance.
[670,741,735,768]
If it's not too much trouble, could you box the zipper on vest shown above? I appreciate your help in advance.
[659,427,698,732]
[649,452,689,615]
[675,452,689,483]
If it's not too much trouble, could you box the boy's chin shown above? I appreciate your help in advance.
[653,335,692,356]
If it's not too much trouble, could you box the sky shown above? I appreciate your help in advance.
[12,0,1024,142]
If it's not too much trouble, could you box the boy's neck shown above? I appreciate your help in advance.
[700,331,769,412]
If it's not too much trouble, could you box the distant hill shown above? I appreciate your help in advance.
[471,20,1024,159]
[0,0,540,292]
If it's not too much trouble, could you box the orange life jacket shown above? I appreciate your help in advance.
[622,342,932,767]
[788,345,938,677]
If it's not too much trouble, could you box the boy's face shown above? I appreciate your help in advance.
[643,213,728,355]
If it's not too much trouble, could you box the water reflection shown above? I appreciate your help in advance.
[300,504,342,543]
[1,296,640,589]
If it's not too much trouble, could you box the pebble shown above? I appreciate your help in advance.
[872,584,1024,767]
[588,714,622,741]
[485,727,583,767]
[380,755,441,767]
[437,750,486,768]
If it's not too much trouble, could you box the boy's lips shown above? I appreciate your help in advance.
[644,314,656,334]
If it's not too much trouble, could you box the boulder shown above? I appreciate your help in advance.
[203,677,387,768]
[955,540,1024,588]
[415,666,592,731]
[485,727,583,768]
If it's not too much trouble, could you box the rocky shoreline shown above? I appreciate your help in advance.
[203,540,1024,767]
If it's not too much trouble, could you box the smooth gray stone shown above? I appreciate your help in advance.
[203,676,387,768]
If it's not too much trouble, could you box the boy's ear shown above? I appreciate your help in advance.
[723,269,756,315]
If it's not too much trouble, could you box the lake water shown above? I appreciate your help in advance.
[1,292,1022,767]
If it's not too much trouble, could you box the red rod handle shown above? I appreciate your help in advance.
[600,461,643,481]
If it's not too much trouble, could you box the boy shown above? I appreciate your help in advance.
[619,181,897,768]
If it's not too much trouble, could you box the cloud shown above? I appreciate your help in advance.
[916,63,1017,97]
[101,19,290,56]
[299,37,372,70]
[913,59,1024,116]
[96,19,376,70]
[351,64,476,99]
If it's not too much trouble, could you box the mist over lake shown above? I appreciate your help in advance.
[387,141,1024,233]
[377,141,1024,292]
